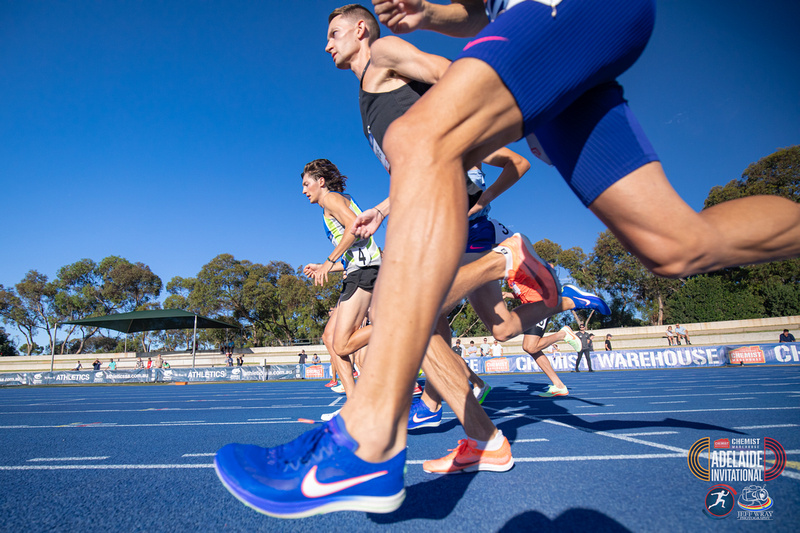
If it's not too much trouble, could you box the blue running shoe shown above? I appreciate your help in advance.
[214,415,406,518]
[407,397,442,430]
[561,284,611,315]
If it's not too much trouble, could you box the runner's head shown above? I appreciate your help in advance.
[302,159,347,204]
[326,4,379,69]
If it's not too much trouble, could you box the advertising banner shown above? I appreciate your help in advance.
[0,373,29,386]
[91,369,156,384]
[267,364,303,381]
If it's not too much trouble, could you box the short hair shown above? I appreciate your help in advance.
[302,158,347,192]
[329,4,380,43]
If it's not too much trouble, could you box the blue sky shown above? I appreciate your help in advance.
[1,1,799,336]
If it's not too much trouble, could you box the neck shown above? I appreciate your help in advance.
[350,46,372,81]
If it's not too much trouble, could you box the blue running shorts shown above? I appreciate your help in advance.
[466,216,512,253]
[458,0,659,206]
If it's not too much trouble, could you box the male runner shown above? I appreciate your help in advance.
[301,158,381,408]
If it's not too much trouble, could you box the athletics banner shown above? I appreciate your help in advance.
[466,342,800,373]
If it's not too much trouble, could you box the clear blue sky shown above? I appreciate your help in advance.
[1,1,798,325]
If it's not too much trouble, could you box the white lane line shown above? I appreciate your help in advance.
[718,397,756,401]
[0,464,213,471]
[182,453,216,457]
[329,396,344,407]
[513,438,549,443]
[27,456,109,462]
[159,420,205,424]
[732,424,799,430]
[615,431,678,437]
[407,453,685,465]
[649,401,687,404]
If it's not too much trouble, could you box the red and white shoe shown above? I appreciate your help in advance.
[493,233,560,307]
[423,437,514,474]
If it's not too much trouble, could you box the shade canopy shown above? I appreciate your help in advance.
[62,309,239,334]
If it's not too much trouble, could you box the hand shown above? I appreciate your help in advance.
[466,193,487,218]
[313,260,334,286]
[303,263,321,277]
[352,208,384,239]
[373,0,426,34]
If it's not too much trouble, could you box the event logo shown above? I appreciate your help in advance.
[688,437,786,482]
[728,346,765,365]
[704,484,736,519]
[485,357,510,373]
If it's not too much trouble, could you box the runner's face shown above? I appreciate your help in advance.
[326,15,358,69]
[302,173,325,204]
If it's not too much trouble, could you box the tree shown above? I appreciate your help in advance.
[665,275,764,323]
[0,327,19,357]
[589,231,681,325]
[704,145,799,208]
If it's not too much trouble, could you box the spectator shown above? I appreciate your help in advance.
[491,340,503,357]
[146,357,153,369]
[675,324,691,345]
[237,355,244,366]
[157,354,164,368]
[452,339,463,356]
[779,329,796,343]
[480,338,491,357]
[465,341,479,358]
[298,350,307,365]
[135,357,144,369]
[163,360,171,369]
[107,358,117,370]
[92,359,101,370]
[311,353,321,364]
[665,326,676,346]
[226,352,234,366]
[575,325,594,372]
[73,361,82,371]
[604,334,613,351]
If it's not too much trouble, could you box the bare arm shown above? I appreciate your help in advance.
[467,147,531,217]
[316,193,360,285]
[372,0,488,37]
[370,36,451,84]
[352,197,390,239]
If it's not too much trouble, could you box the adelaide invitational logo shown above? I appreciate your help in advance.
[688,436,786,482]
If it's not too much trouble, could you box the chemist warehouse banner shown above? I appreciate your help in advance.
[465,342,800,374]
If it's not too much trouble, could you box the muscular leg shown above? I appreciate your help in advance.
[322,308,355,397]
[522,334,567,390]
[331,288,373,356]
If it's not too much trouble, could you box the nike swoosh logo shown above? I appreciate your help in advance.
[413,413,437,423]
[573,297,591,306]
[301,465,388,498]
[468,245,484,250]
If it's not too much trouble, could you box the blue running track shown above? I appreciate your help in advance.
[1,366,798,532]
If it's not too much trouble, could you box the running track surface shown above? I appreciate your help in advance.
[1,366,798,532]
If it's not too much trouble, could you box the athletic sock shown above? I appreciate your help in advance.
[474,429,505,451]
[492,245,513,275]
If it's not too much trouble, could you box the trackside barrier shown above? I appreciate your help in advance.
[1,343,797,386]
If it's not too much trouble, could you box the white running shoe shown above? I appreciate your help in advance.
[321,408,341,422]
[560,325,582,352]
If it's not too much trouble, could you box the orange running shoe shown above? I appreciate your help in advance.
[494,233,560,307]
[423,437,514,474]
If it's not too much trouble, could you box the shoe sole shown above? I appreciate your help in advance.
[215,458,406,518]
[408,420,441,430]
[423,457,515,474]
[477,385,492,405]
[514,235,560,307]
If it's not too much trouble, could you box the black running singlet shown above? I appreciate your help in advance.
[358,61,484,211]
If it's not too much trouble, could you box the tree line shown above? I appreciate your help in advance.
[2,147,798,355]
